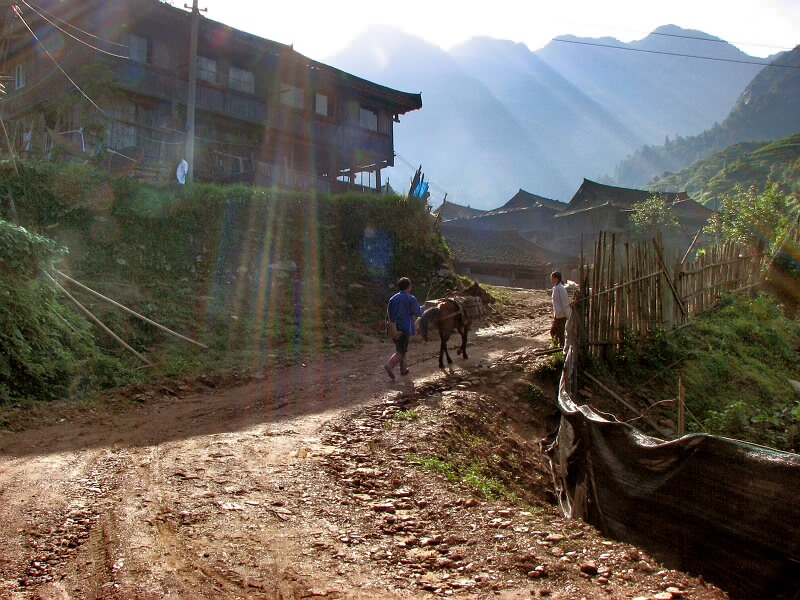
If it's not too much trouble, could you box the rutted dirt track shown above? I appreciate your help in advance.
[0,289,727,599]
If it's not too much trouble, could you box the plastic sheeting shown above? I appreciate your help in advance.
[543,346,800,599]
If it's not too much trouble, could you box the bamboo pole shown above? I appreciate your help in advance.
[584,373,667,435]
[681,227,704,265]
[54,270,208,349]
[678,378,685,436]
[652,237,687,320]
[45,272,153,366]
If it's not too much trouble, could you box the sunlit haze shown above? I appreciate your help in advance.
[205,0,798,61]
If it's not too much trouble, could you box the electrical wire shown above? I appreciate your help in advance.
[551,37,800,70]
[647,29,789,51]
[19,0,130,59]
[22,0,127,47]
[13,5,138,160]
[14,5,191,150]
[394,151,450,201]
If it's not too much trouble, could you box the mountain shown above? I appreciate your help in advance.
[329,25,767,209]
[329,27,570,207]
[610,44,800,189]
[649,132,800,204]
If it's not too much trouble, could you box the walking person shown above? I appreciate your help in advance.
[385,277,423,380]
[550,271,571,348]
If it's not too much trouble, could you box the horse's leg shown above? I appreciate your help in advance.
[459,322,470,360]
[440,333,452,367]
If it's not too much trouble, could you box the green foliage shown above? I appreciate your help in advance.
[0,160,451,406]
[0,162,108,230]
[0,220,131,405]
[650,133,800,204]
[703,182,797,253]
[590,293,800,451]
[393,409,419,421]
[629,194,680,241]
[0,220,64,277]
[409,454,510,500]
[520,382,549,407]
[616,44,800,189]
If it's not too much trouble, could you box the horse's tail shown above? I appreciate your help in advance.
[418,306,440,340]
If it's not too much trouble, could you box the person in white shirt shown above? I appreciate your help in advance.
[550,271,571,347]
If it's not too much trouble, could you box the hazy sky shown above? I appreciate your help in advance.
[203,0,799,60]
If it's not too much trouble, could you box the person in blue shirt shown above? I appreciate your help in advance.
[385,277,424,380]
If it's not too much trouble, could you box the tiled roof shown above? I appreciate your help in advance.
[558,178,707,218]
[442,225,575,268]
[500,189,567,212]
[434,201,487,221]
[443,205,558,233]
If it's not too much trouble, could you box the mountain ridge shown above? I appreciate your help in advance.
[609,44,800,189]
[329,25,769,209]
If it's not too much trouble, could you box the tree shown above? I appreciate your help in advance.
[629,194,680,241]
[704,182,797,254]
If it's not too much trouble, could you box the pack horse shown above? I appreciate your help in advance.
[417,281,496,369]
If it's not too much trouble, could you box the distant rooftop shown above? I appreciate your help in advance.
[442,224,575,268]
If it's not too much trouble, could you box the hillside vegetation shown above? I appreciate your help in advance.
[0,161,449,406]
[590,294,800,452]
[609,44,800,189]
[649,133,800,203]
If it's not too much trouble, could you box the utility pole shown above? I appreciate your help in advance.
[184,0,202,181]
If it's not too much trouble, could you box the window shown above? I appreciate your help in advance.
[315,92,330,116]
[280,83,304,109]
[14,63,25,90]
[127,34,150,64]
[197,56,217,83]
[359,107,378,131]
[229,66,255,94]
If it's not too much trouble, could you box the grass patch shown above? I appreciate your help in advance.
[588,293,800,451]
[409,453,516,501]
[393,409,420,421]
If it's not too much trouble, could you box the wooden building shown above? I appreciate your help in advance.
[0,0,421,191]
[433,200,486,221]
[553,179,712,255]
[442,223,577,289]
[442,189,566,248]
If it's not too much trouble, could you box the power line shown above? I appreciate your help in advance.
[22,0,127,47]
[14,5,192,150]
[19,0,130,59]
[394,151,449,199]
[552,37,800,69]
[647,30,789,51]
[13,5,140,160]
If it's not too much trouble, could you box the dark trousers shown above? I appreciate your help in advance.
[394,331,410,355]
[550,317,567,347]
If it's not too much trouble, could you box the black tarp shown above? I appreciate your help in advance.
[543,347,800,599]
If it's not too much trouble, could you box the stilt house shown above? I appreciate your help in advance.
[0,0,421,191]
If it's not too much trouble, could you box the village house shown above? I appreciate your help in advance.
[0,0,421,191]
[433,201,486,222]
[441,223,577,289]
[439,189,566,248]
[553,179,712,255]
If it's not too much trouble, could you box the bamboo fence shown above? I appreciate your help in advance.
[573,233,765,360]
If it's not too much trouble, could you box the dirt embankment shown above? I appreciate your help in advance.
[0,289,726,599]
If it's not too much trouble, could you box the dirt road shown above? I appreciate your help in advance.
[0,289,726,599]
